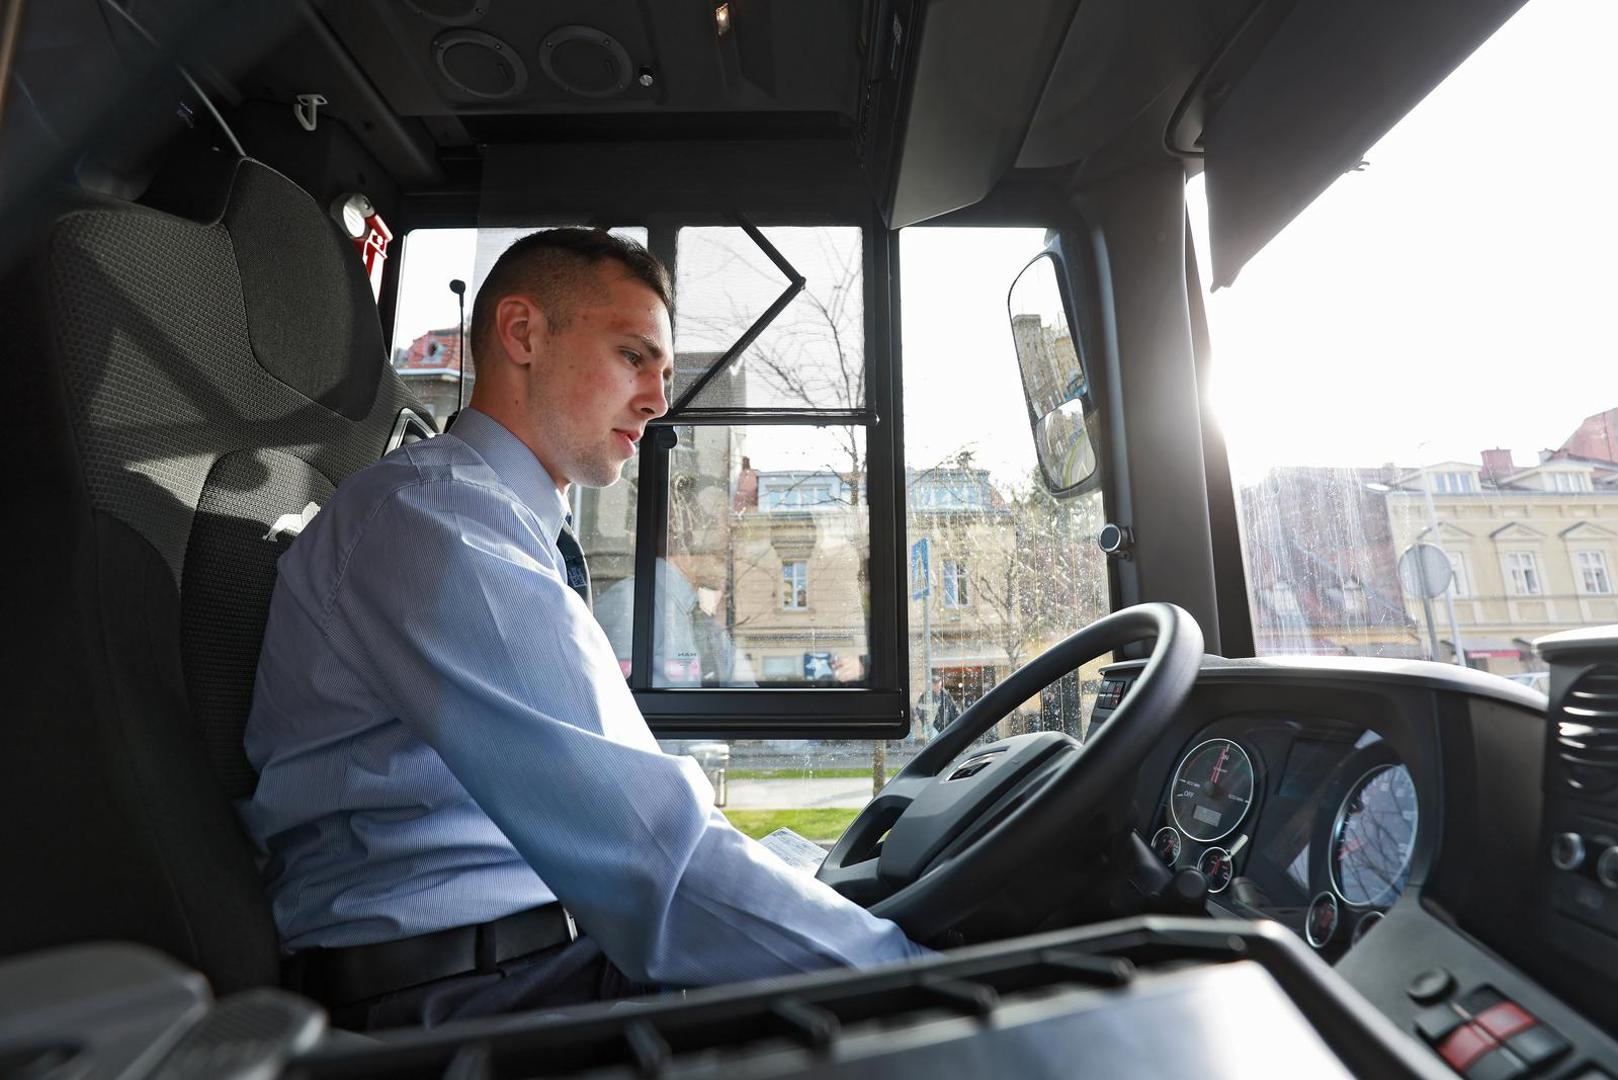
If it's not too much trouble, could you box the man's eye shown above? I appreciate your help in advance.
[621,349,643,366]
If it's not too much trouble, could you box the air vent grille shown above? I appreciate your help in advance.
[1556,664,1618,797]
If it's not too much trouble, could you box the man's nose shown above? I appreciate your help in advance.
[638,371,669,418]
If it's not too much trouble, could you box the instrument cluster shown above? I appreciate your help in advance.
[1149,718,1421,957]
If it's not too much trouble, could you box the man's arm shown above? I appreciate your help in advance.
[322,476,927,986]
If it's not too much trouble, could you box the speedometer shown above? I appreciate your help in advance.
[1332,763,1418,907]
[1170,738,1255,843]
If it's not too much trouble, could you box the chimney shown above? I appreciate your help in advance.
[1480,448,1514,483]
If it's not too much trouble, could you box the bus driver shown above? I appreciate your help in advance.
[240,229,926,1030]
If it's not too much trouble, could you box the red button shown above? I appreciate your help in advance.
[1439,1024,1499,1073]
[1474,1002,1536,1043]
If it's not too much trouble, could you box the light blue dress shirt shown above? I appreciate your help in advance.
[240,407,925,986]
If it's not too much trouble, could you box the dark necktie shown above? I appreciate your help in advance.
[556,515,593,610]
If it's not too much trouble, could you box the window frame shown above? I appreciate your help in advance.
[1575,549,1613,595]
[1446,551,1472,598]
[625,214,909,738]
[1504,550,1542,596]
[780,559,810,610]
[941,559,970,608]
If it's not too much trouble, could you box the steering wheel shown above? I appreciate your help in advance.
[816,603,1203,942]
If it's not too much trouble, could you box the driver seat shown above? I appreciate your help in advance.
[0,154,433,993]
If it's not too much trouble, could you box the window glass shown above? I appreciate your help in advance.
[673,226,864,413]
[636,423,871,690]
[1190,0,1618,675]
[902,228,1111,746]
[391,226,648,426]
[659,228,1113,846]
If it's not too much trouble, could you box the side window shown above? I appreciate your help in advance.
[653,225,871,690]
[391,226,649,426]
[1191,0,1618,675]
[390,222,1115,844]
[901,227,1110,745]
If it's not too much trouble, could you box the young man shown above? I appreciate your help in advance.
[241,229,925,1029]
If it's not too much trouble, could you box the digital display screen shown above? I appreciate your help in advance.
[1194,805,1223,827]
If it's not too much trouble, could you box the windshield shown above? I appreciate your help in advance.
[1190,0,1618,675]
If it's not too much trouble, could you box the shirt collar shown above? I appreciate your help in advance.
[449,408,571,542]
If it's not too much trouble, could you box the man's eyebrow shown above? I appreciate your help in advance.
[627,333,668,364]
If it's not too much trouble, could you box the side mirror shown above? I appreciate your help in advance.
[1007,251,1098,494]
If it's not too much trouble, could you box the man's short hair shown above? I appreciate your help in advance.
[469,228,673,363]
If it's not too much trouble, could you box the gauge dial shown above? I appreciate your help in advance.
[1151,826,1183,867]
[1351,910,1385,946]
[1332,763,1418,907]
[1170,738,1256,842]
[1306,892,1340,948]
[1198,845,1233,893]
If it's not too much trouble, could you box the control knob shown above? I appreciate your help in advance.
[1551,832,1586,872]
[1598,846,1618,890]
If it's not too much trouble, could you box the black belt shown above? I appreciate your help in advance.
[289,903,578,1007]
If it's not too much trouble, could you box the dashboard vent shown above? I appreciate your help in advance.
[1556,664,1618,797]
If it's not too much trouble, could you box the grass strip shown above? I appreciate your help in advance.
[724,808,862,842]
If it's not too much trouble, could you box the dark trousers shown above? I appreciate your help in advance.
[328,936,654,1032]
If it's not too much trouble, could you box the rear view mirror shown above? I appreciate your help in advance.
[1007,252,1097,494]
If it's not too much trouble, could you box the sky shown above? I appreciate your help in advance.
[389,0,1616,490]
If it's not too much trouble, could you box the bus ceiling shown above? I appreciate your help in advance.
[1,0,1530,278]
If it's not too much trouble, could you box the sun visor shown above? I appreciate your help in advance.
[858,0,1078,229]
[1200,0,1525,289]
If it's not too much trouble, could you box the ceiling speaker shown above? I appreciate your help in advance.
[539,25,633,98]
[433,30,528,99]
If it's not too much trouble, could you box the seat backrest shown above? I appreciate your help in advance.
[0,157,431,993]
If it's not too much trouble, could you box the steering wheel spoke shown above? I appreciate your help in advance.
[815,853,888,905]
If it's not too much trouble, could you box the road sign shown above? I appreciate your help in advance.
[910,537,930,599]
[1398,543,1453,599]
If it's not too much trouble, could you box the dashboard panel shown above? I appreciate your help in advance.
[1085,652,1618,1079]
[1148,716,1421,959]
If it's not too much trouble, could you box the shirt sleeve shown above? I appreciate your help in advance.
[321,475,929,986]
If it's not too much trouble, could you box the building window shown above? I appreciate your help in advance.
[1432,471,1475,494]
[764,480,837,510]
[1340,579,1365,617]
[781,560,809,610]
[1267,582,1304,622]
[942,560,969,608]
[1446,552,1472,597]
[1576,551,1613,595]
[1505,552,1542,596]
[1552,472,1590,493]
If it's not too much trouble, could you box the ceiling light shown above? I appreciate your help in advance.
[714,4,731,36]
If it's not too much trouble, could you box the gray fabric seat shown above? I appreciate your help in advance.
[0,156,431,993]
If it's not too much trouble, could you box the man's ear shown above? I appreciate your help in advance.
[495,295,544,367]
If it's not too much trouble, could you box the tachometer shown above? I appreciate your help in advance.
[1332,763,1418,907]
[1170,738,1256,842]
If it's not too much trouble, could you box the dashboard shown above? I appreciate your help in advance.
[1149,718,1420,958]
[1086,652,1618,1080]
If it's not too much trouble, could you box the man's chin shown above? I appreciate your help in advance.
[572,461,627,489]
